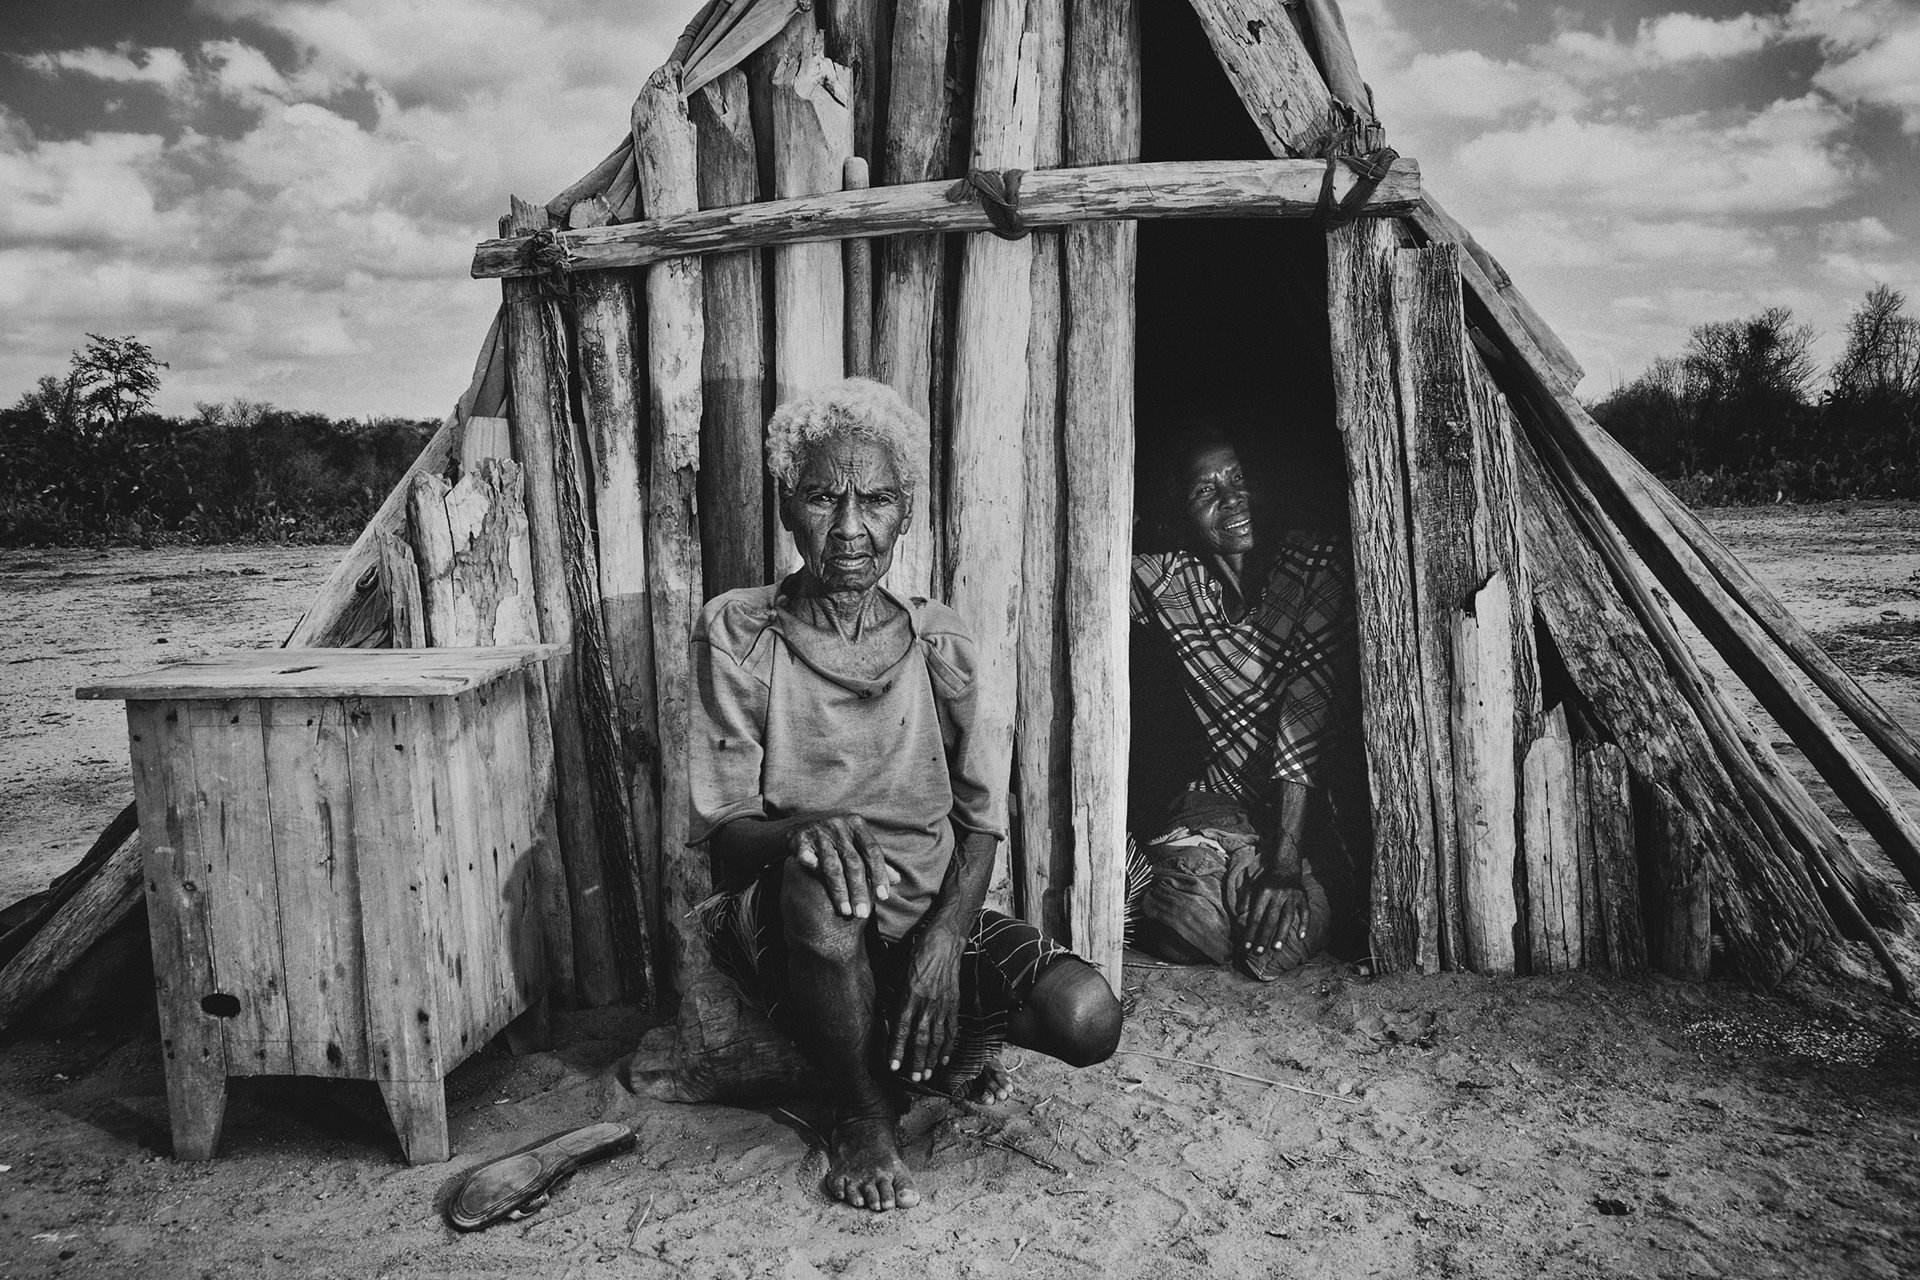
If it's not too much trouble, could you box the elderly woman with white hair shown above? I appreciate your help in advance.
[689,378,1122,1214]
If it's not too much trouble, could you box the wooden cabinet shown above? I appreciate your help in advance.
[80,647,558,1163]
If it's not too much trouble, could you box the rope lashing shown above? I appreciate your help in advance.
[1311,146,1399,228]
[946,168,1030,240]
[520,228,574,299]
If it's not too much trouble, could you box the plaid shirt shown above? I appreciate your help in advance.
[1131,531,1356,805]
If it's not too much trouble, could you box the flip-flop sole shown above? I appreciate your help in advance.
[447,1122,637,1231]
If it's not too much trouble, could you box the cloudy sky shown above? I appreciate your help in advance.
[1,0,1916,417]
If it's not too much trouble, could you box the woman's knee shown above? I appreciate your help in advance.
[778,859,867,961]
[1019,961,1123,1068]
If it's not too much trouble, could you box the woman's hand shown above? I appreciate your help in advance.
[789,813,900,919]
[1227,845,1308,956]
[889,926,964,1081]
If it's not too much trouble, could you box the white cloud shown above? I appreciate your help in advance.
[1453,94,1860,217]
[0,0,681,417]
[1547,12,1783,78]
[1788,0,1920,133]
[1392,49,1584,121]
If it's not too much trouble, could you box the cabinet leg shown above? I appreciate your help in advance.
[377,1077,450,1164]
[165,1059,229,1161]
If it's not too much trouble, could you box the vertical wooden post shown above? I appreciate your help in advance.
[1651,785,1711,980]
[1577,740,1645,973]
[842,157,874,377]
[1062,0,1139,988]
[767,17,852,576]
[633,67,714,1005]
[1015,0,1069,938]
[1520,705,1581,972]
[501,198,624,1007]
[873,0,953,599]
[692,66,770,596]
[821,0,890,166]
[1327,218,1440,974]
[948,0,1041,868]
[1451,570,1519,973]
[569,193,666,984]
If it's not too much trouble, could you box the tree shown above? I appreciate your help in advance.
[1830,285,1920,402]
[1680,306,1814,473]
[70,333,167,429]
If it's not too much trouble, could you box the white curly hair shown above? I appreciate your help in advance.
[764,377,925,495]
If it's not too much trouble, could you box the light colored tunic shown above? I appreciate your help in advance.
[689,581,1002,941]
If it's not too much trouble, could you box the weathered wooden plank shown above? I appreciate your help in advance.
[503,196,627,1007]
[1013,0,1069,939]
[767,18,850,407]
[948,0,1041,866]
[692,65,770,596]
[1186,0,1339,158]
[127,701,227,1159]
[260,698,368,1077]
[0,835,144,1033]
[1451,571,1519,974]
[1576,740,1644,973]
[1649,785,1710,980]
[1327,217,1439,974]
[571,193,666,990]
[1520,704,1580,973]
[871,0,953,600]
[635,64,717,1005]
[181,700,293,1077]
[79,646,558,701]
[344,696,448,1162]
[1061,0,1139,988]
[470,157,1423,279]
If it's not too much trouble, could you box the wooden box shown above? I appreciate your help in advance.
[79,647,558,1163]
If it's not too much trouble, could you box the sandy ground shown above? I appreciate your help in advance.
[2,506,1919,1280]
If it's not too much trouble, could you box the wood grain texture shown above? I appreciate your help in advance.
[870,0,952,600]
[126,701,227,1158]
[570,192,667,991]
[692,66,770,596]
[0,832,145,1033]
[1649,785,1710,981]
[503,197,624,1007]
[1576,740,1645,973]
[767,19,851,406]
[1451,571,1519,974]
[80,646,557,701]
[1185,0,1337,158]
[1520,705,1581,973]
[1327,218,1439,974]
[1060,0,1139,988]
[1013,0,1069,939]
[470,158,1422,279]
[947,0,1040,846]
[635,64,721,1010]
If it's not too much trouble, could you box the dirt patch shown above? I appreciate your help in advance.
[2,510,1919,1279]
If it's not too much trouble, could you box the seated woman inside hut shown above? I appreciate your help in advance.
[1128,422,1369,980]
[689,378,1123,1213]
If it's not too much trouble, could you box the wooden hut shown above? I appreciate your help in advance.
[9,0,1920,1051]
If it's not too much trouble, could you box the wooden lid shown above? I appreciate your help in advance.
[76,645,563,701]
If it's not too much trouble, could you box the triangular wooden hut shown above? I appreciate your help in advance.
[9,0,1920,1053]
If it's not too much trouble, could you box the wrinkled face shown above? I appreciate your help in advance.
[1183,443,1258,557]
[780,437,913,594]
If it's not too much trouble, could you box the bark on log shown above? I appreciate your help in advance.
[872,0,953,600]
[1521,705,1581,973]
[1061,0,1138,988]
[948,0,1040,864]
[634,68,720,1014]
[570,194,666,983]
[1452,571,1519,974]
[1013,0,1069,939]
[692,67,771,597]
[1576,741,1644,973]
[502,197,629,1007]
[375,530,426,648]
[1650,785,1710,981]
[1186,0,1340,157]
[0,836,144,1032]
[469,158,1422,279]
[1511,436,1822,986]
[842,157,874,376]
[1328,218,1439,974]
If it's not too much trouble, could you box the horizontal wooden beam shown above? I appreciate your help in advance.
[471,156,1421,279]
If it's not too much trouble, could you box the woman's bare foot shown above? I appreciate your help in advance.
[971,1059,1013,1104]
[826,1115,920,1211]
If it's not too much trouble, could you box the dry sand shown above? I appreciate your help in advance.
[2,506,1917,1279]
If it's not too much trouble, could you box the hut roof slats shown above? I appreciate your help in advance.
[683,0,809,98]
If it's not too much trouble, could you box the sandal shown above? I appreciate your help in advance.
[446,1122,637,1231]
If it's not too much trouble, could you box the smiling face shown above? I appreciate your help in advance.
[1182,442,1258,557]
[779,436,913,595]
